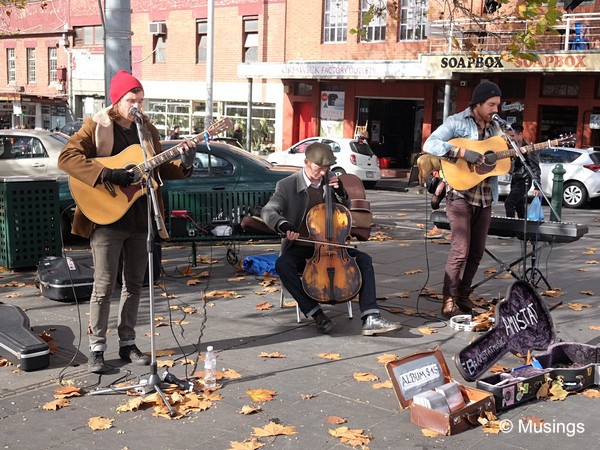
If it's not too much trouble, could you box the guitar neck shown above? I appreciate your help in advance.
[512,138,562,158]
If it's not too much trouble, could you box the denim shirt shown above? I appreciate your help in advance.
[423,107,499,205]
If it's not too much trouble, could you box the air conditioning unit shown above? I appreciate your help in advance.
[148,22,167,35]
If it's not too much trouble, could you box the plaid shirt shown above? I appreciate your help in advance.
[423,107,499,208]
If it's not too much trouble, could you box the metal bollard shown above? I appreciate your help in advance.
[550,164,566,222]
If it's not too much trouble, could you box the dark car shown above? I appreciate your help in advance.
[59,140,296,238]
[59,120,83,136]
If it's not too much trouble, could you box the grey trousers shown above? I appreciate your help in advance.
[88,227,148,352]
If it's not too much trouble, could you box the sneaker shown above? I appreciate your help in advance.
[313,310,334,334]
[88,351,107,374]
[425,227,444,239]
[361,314,402,336]
[119,345,151,366]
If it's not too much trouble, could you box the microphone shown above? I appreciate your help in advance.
[129,107,144,122]
[492,114,511,128]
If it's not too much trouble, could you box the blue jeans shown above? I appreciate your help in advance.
[276,244,379,318]
[88,227,148,352]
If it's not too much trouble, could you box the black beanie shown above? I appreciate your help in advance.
[470,81,502,106]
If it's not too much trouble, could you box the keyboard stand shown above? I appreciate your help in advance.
[471,240,561,311]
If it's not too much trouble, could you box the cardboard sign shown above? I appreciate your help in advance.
[455,281,555,382]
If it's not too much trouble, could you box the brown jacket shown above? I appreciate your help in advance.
[58,106,190,238]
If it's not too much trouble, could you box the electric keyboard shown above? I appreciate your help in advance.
[431,211,588,244]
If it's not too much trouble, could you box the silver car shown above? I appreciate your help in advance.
[0,130,68,178]
[499,147,600,208]
[267,137,381,188]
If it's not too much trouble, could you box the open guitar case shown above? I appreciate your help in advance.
[455,280,600,410]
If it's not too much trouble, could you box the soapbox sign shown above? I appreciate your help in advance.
[455,281,555,382]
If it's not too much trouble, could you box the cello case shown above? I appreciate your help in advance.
[339,174,372,241]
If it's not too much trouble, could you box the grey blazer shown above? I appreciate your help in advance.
[261,169,350,249]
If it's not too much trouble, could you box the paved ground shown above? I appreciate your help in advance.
[1,181,599,449]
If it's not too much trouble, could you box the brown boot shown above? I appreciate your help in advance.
[441,297,461,319]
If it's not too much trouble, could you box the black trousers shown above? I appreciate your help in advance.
[505,179,531,218]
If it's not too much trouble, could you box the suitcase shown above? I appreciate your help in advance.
[0,304,50,371]
[35,256,94,302]
[386,348,495,435]
[476,342,600,410]
[453,280,600,410]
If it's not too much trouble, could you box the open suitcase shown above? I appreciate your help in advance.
[386,348,495,435]
[0,304,49,371]
[454,280,600,410]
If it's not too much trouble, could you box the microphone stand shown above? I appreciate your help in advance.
[90,114,193,414]
[498,122,555,289]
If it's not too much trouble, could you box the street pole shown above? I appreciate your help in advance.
[104,0,133,104]
[205,0,214,127]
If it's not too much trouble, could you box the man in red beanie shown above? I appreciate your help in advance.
[423,80,502,319]
[59,71,196,374]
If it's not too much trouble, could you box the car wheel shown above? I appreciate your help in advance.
[563,181,587,208]
[332,167,346,177]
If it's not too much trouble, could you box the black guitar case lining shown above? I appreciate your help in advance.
[0,304,49,371]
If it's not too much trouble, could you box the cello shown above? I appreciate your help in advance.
[301,173,362,303]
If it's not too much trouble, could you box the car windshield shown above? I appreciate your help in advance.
[350,140,375,156]
[49,133,69,145]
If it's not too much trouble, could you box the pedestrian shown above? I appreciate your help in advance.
[504,123,541,218]
[261,143,403,336]
[423,81,503,318]
[169,125,180,140]
[58,70,196,373]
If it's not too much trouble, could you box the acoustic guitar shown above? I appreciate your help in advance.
[441,134,576,191]
[69,117,232,225]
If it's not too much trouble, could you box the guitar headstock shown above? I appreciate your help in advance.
[206,117,233,138]
[555,133,577,148]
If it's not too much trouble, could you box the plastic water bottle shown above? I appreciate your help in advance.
[203,346,217,388]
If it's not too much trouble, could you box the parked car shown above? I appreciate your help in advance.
[59,120,83,136]
[498,147,600,208]
[180,135,243,149]
[0,129,69,177]
[59,140,297,240]
[267,137,381,188]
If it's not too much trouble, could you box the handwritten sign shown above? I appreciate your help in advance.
[455,281,555,382]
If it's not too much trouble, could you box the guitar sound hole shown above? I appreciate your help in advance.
[483,152,497,165]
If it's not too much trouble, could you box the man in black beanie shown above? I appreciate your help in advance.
[423,80,502,319]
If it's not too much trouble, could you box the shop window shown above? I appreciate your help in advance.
[324,0,348,43]
[398,0,427,41]
[48,47,58,83]
[154,36,167,63]
[223,101,276,150]
[243,17,258,63]
[74,25,104,46]
[197,20,208,63]
[541,76,579,97]
[499,78,526,99]
[27,48,36,84]
[7,48,16,83]
[295,83,313,96]
[360,0,386,42]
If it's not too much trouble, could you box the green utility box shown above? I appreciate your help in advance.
[0,177,61,269]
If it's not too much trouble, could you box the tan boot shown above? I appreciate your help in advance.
[441,297,461,319]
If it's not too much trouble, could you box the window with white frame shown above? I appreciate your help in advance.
[243,17,258,63]
[197,20,208,63]
[48,47,58,83]
[154,35,167,63]
[324,0,348,43]
[7,48,16,83]
[27,48,36,84]
[399,0,427,41]
[360,0,386,42]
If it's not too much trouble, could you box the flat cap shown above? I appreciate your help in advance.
[305,142,336,166]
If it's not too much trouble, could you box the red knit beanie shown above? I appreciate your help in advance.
[109,70,143,105]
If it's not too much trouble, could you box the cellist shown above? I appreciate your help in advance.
[261,143,402,336]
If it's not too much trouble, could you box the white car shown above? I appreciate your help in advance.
[268,137,381,188]
[0,130,68,178]
[499,147,600,208]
